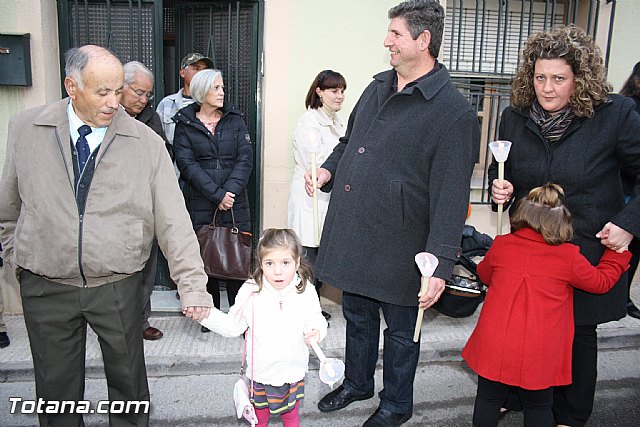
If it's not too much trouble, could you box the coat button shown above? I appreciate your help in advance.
[344,184,351,192]
[358,147,365,154]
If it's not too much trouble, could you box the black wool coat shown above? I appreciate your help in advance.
[135,103,172,159]
[490,95,640,325]
[315,66,480,306]
[173,102,253,231]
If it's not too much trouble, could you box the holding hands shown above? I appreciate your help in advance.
[596,222,633,253]
[183,306,212,321]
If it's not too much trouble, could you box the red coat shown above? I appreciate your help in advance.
[462,228,630,390]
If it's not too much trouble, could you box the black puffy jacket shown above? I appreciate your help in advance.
[173,102,253,231]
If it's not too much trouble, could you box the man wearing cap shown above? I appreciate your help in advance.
[156,52,214,148]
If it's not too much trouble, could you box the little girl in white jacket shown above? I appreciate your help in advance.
[200,228,328,426]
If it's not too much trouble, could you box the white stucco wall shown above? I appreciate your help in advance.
[0,0,60,314]
[261,0,403,228]
[607,1,640,91]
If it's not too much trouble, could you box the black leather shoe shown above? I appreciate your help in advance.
[317,385,373,413]
[0,332,9,348]
[628,302,640,319]
[363,408,412,427]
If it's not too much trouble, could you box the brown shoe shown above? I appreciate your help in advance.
[143,326,163,340]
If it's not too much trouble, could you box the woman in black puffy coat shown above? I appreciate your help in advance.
[173,69,253,331]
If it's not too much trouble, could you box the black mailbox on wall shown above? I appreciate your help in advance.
[0,33,32,86]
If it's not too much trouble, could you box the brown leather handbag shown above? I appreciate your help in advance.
[196,208,253,281]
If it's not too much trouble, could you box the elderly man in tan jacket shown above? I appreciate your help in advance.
[0,45,212,427]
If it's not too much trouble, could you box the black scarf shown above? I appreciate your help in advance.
[529,100,575,142]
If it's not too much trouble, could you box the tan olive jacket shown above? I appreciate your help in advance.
[0,98,212,308]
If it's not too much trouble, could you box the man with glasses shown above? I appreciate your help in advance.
[121,61,170,341]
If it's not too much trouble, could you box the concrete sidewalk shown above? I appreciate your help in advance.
[2,285,640,382]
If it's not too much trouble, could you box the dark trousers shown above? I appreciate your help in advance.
[207,277,242,309]
[553,324,598,427]
[473,376,554,427]
[303,246,323,300]
[140,240,158,330]
[20,270,150,427]
[627,237,639,302]
[342,291,419,414]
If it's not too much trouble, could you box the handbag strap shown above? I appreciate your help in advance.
[212,207,239,233]
[240,292,255,400]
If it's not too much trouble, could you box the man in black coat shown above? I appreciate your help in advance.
[121,61,171,341]
[306,1,480,426]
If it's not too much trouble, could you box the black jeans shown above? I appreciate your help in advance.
[473,376,554,427]
[341,291,419,414]
[553,324,598,426]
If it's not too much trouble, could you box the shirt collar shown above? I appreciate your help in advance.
[67,100,108,146]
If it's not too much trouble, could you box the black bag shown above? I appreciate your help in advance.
[433,225,492,318]
[196,208,253,281]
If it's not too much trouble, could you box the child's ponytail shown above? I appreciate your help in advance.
[510,183,574,245]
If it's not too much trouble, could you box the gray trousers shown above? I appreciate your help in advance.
[20,270,150,427]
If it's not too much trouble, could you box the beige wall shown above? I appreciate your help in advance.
[607,1,640,91]
[261,0,402,228]
[0,0,60,314]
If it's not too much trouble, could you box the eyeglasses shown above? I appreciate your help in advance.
[127,83,154,101]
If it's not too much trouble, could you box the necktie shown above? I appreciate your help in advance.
[77,125,92,171]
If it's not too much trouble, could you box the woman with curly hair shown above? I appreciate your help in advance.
[489,26,640,426]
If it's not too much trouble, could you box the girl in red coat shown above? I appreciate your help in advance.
[462,184,631,427]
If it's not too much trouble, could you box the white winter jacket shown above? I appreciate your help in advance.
[200,276,328,386]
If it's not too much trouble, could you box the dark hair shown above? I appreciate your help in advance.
[511,25,611,118]
[388,0,445,59]
[620,61,640,98]
[510,183,574,245]
[252,228,313,293]
[305,70,347,109]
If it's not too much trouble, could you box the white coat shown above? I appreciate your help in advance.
[199,276,328,386]
[287,108,345,247]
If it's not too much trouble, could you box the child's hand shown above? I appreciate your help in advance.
[304,329,320,346]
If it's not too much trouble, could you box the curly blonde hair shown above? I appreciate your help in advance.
[511,25,612,118]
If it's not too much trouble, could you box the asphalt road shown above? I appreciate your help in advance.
[1,344,638,426]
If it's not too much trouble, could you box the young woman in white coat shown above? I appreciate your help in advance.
[287,70,347,320]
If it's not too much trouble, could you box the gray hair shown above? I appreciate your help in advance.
[64,47,90,89]
[64,45,120,89]
[123,61,154,85]
[189,69,223,104]
[388,0,445,59]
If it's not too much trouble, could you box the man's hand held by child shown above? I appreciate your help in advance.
[596,222,633,253]
[183,306,212,321]
[304,329,321,346]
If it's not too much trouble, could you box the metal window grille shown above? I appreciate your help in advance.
[443,0,616,203]
[57,0,163,99]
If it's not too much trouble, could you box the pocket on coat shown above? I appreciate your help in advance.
[389,180,405,229]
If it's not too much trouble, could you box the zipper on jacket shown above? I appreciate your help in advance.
[78,214,87,287]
